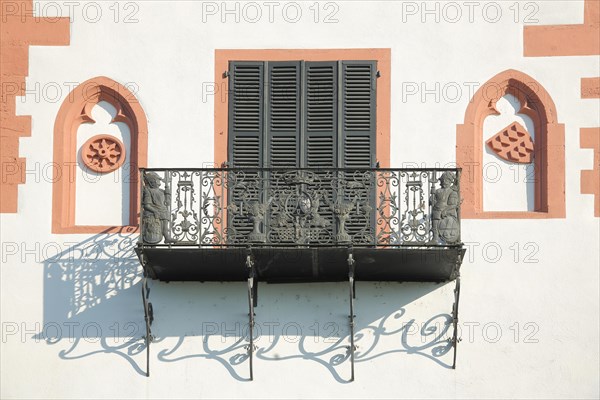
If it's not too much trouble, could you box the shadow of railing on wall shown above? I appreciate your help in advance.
[38,231,457,380]
[37,231,147,375]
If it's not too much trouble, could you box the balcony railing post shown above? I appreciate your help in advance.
[429,170,437,244]
[165,169,172,246]
[197,170,203,247]
[456,169,462,244]
[139,168,146,245]
[220,168,226,246]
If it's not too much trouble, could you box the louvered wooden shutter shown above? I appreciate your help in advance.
[266,62,301,242]
[267,61,300,168]
[303,62,338,168]
[228,62,264,167]
[341,61,376,168]
[341,61,377,243]
[228,62,264,242]
[303,62,339,239]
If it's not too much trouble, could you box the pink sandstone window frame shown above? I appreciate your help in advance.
[52,76,148,233]
[213,49,391,169]
[456,69,565,219]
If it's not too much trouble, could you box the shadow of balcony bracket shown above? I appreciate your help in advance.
[450,253,464,369]
[450,252,463,369]
[140,259,153,377]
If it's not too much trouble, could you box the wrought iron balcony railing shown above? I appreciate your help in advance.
[139,167,462,248]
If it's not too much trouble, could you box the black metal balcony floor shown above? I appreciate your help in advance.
[135,246,465,283]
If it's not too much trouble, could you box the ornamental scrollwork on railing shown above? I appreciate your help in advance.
[267,170,332,245]
[342,171,376,245]
[225,170,263,244]
[140,168,461,247]
[199,170,225,245]
[375,171,400,245]
[169,171,201,244]
[400,171,430,244]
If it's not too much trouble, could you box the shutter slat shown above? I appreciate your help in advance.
[269,136,297,168]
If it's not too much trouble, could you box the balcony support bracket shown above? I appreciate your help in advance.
[246,247,257,381]
[347,247,356,382]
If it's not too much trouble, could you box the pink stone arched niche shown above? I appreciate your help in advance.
[52,77,148,233]
[456,69,565,219]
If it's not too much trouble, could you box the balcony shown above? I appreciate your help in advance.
[134,167,466,378]
[136,167,464,279]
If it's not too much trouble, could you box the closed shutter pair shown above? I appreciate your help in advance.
[227,60,377,244]
[228,60,377,169]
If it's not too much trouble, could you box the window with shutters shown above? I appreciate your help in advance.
[227,60,377,169]
[227,60,377,244]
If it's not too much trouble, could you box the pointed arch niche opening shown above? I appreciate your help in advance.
[52,77,148,233]
[456,69,565,219]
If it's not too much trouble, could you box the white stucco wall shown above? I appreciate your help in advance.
[1,1,599,398]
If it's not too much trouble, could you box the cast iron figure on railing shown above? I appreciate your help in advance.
[141,171,174,244]
[139,167,461,247]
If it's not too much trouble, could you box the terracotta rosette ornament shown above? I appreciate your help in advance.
[81,134,126,173]
[486,122,534,164]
